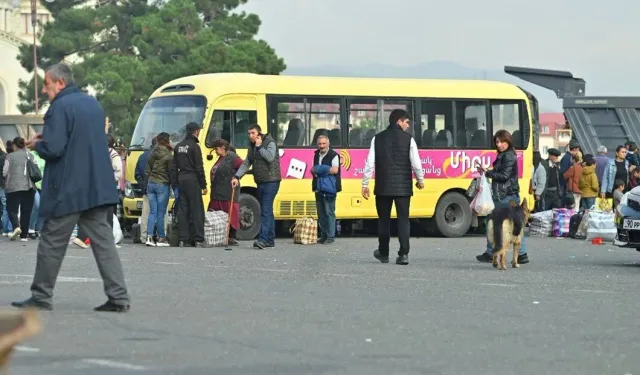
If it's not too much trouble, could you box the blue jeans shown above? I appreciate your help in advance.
[0,188,10,233]
[29,189,43,232]
[486,195,527,255]
[146,182,170,238]
[315,192,336,240]
[257,181,280,244]
[581,197,596,211]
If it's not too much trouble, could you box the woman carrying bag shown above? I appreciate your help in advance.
[208,139,243,246]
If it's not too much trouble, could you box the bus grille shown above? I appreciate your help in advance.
[278,201,317,217]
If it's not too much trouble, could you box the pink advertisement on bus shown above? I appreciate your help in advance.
[277,148,524,179]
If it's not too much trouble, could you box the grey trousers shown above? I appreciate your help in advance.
[30,206,130,305]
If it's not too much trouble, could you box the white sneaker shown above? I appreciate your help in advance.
[20,238,28,242]
[145,236,156,247]
[73,238,89,249]
[9,228,21,241]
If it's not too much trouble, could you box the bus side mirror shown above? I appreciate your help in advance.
[206,149,214,161]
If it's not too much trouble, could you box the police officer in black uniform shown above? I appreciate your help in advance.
[171,122,207,247]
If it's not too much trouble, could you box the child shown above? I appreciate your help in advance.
[579,155,599,210]
[629,166,640,189]
[613,179,626,208]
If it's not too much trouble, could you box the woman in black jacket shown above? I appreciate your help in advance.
[475,130,529,265]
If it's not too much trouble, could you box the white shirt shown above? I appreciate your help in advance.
[361,136,424,187]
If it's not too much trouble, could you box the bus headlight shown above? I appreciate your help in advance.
[124,181,134,198]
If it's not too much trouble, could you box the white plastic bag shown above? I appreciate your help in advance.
[470,175,494,216]
[112,214,123,244]
[585,210,616,242]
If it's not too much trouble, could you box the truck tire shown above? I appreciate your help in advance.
[237,193,261,241]
[434,192,472,238]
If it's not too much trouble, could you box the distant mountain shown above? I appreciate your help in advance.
[283,61,562,112]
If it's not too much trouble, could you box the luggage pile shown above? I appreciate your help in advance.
[528,199,616,242]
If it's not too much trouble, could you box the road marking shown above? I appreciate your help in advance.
[66,255,90,259]
[0,274,100,283]
[15,346,40,352]
[477,283,518,287]
[572,289,615,294]
[321,273,357,277]
[396,277,431,281]
[155,262,181,265]
[251,268,291,273]
[81,359,148,371]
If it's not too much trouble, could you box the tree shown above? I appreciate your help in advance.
[16,0,286,142]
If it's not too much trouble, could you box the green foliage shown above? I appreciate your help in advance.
[17,0,286,142]
[17,74,48,114]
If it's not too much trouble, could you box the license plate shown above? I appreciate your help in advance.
[622,219,640,230]
[136,201,143,210]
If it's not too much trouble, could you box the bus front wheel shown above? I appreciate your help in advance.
[237,193,261,241]
[434,192,472,238]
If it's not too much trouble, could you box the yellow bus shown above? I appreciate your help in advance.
[123,73,538,240]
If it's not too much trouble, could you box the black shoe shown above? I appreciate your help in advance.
[94,301,130,313]
[179,241,189,248]
[194,241,208,248]
[265,242,275,248]
[11,297,52,311]
[476,252,493,263]
[518,254,529,264]
[373,250,389,263]
[396,255,409,265]
[318,237,327,244]
[228,238,238,246]
[323,238,335,245]
[253,241,266,249]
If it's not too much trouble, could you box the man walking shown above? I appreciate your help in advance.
[312,135,340,244]
[362,109,424,265]
[232,124,281,249]
[171,122,207,247]
[12,62,130,312]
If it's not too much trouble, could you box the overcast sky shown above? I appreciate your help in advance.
[240,0,640,108]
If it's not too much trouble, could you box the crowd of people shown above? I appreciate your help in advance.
[530,140,640,214]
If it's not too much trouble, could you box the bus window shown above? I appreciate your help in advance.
[348,100,379,147]
[205,110,257,148]
[491,101,522,148]
[274,99,307,147]
[309,99,341,146]
[232,111,258,148]
[455,101,489,149]
[347,99,413,147]
[419,100,453,148]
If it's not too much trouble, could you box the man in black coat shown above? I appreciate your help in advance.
[13,62,130,312]
[361,109,424,265]
[171,122,207,247]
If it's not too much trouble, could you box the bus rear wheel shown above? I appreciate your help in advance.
[434,192,472,238]
[237,193,261,241]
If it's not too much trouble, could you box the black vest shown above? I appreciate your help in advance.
[248,134,282,184]
[312,148,342,193]
[374,125,413,197]
[211,151,240,202]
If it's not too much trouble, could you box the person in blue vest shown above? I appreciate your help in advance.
[311,135,341,245]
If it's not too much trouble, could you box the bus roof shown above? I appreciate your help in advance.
[151,73,529,101]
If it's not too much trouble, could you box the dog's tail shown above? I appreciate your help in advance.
[491,213,505,251]
[511,208,525,237]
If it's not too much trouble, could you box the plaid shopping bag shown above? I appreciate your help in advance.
[204,210,228,247]
[290,217,318,245]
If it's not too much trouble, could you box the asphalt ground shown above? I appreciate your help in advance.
[1,234,639,375]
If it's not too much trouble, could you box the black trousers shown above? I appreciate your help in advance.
[6,189,36,239]
[178,177,205,243]
[376,195,411,257]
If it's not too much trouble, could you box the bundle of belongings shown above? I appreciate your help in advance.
[613,186,640,249]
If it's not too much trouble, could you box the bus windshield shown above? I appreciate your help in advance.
[130,95,207,149]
